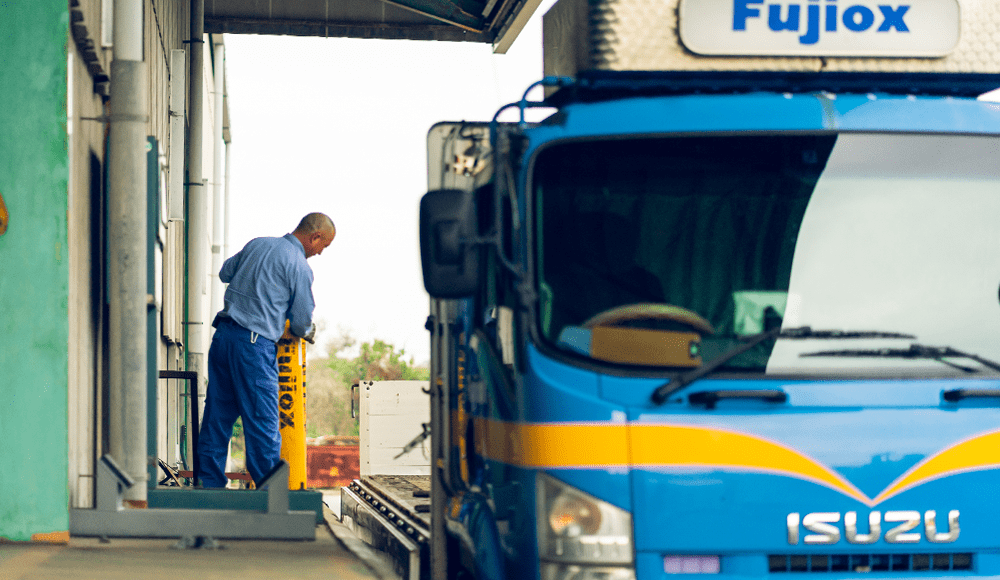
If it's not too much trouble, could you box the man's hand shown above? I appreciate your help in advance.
[303,323,317,344]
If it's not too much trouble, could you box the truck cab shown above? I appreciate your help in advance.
[414,0,1000,578]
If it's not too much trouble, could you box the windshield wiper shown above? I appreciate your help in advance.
[649,326,915,405]
[800,344,1000,374]
[688,389,788,409]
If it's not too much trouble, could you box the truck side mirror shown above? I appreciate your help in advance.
[420,189,480,298]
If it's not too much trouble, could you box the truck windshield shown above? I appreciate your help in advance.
[533,133,1000,376]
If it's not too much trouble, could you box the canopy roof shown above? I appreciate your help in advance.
[204,0,543,53]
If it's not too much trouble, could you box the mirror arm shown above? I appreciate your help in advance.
[487,123,525,284]
[469,232,535,310]
[468,233,522,282]
[516,279,537,311]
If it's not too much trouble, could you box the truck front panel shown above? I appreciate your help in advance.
[488,91,1000,579]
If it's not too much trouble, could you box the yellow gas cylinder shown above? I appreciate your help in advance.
[276,328,307,490]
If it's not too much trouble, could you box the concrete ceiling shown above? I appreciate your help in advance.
[204,0,544,53]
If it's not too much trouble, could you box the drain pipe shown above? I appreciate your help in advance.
[224,138,231,262]
[107,0,148,504]
[223,69,231,263]
[186,0,208,467]
[211,39,225,318]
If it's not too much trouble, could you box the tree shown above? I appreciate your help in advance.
[329,339,429,384]
[305,335,429,437]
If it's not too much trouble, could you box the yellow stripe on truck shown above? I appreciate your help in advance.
[475,417,629,468]
[629,424,869,504]
[873,428,1000,504]
[473,418,1000,506]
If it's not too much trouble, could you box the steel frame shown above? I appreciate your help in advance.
[70,455,316,540]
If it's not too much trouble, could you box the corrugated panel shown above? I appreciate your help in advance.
[543,0,1000,77]
[824,1,1000,72]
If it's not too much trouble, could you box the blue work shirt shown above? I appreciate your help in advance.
[216,233,314,342]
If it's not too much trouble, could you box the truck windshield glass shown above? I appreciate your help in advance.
[534,133,1000,376]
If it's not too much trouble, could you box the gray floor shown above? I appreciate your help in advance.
[323,489,342,519]
[1,499,380,580]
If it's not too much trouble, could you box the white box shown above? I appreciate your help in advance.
[359,380,431,477]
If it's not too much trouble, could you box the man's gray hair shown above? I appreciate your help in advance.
[294,212,335,235]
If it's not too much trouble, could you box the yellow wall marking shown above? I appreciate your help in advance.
[0,188,8,235]
[30,530,69,543]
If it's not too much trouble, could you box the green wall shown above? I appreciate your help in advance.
[0,1,70,541]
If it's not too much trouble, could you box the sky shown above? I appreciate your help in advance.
[222,2,558,364]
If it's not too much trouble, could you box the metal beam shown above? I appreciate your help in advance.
[70,456,315,540]
[491,0,543,53]
[381,0,485,31]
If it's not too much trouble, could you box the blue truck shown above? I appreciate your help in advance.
[342,0,1000,578]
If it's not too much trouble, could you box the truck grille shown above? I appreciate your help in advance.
[769,553,973,573]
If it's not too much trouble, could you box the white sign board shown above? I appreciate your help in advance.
[678,0,960,57]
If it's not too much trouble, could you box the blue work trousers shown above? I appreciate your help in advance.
[197,319,281,488]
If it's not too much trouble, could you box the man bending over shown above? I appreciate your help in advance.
[197,212,336,488]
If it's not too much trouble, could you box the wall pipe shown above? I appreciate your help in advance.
[224,141,231,263]
[222,68,231,261]
[211,40,225,319]
[185,0,208,468]
[107,0,148,503]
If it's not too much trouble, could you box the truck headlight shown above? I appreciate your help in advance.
[537,472,634,578]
